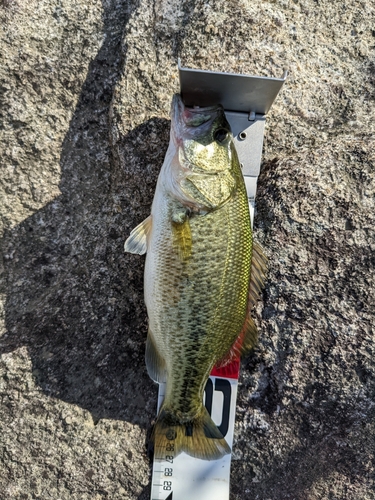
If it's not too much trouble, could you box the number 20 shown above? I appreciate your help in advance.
[204,378,231,437]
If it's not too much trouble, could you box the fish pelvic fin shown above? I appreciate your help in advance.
[145,328,167,383]
[152,406,231,461]
[124,215,152,255]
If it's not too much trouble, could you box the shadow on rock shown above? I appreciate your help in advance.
[0,0,169,428]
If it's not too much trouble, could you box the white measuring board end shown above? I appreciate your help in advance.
[150,375,239,500]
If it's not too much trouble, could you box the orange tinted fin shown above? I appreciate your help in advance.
[152,406,230,461]
[124,215,152,255]
[215,241,268,368]
[215,316,258,369]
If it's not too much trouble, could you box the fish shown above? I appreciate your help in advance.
[125,94,267,461]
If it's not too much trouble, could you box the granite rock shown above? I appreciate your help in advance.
[1,0,375,498]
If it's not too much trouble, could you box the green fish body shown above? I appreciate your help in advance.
[125,95,267,460]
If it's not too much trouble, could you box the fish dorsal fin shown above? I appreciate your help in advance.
[215,241,268,367]
[248,241,268,310]
[145,328,167,383]
[124,215,152,255]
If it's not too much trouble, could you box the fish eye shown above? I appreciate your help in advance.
[214,128,229,143]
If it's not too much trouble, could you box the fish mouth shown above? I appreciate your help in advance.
[171,94,224,136]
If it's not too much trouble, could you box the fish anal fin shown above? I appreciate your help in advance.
[124,215,152,255]
[171,218,192,260]
[145,329,167,383]
[152,406,230,461]
[215,316,258,369]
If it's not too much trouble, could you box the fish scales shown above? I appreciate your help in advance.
[147,179,251,418]
[125,94,266,460]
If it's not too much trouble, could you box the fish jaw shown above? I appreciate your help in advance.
[164,94,237,212]
[170,94,223,146]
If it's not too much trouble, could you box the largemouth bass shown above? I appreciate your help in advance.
[125,94,267,460]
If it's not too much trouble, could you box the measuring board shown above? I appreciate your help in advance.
[150,62,286,500]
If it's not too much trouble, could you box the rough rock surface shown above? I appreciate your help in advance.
[1,0,374,499]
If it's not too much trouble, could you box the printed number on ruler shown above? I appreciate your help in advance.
[204,378,231,437]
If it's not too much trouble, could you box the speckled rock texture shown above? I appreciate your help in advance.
[1,0,374,498]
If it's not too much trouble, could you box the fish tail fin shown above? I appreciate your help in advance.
[152,406,231,461]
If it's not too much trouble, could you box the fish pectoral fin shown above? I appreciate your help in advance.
[145,329,167,383]
[152,406,231,461]
[124,215,152,255]
[248,241,268,309]
[171,219,192,260]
